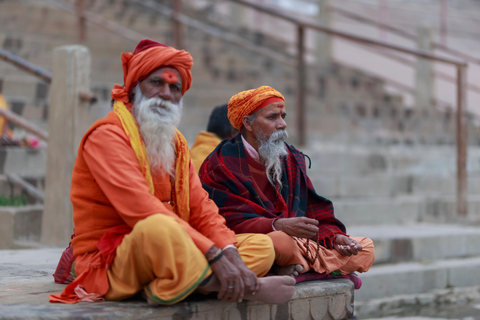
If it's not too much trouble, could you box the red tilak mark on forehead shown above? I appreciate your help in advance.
[162,70,179,84]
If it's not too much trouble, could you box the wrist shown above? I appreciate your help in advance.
[273,218,282,231]
[205,245,221,261]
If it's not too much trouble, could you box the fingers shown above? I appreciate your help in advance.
[335,243,353,256]
[217,280,229,300]
[336,242,360,256]
[242,273,258,296]
[298,217,319,225]
[221,277,244,303]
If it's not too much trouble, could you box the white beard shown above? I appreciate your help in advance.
[132,87,182,177]
[257,129,289,190]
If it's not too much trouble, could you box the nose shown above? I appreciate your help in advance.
[158,83,172,101]
[277,117,287,130]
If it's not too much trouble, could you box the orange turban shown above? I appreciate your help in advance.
[227,86,285,130]
[111,39,193,103]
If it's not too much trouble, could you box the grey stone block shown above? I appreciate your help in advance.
[333,196,424,226]
[0,205,43,249]
[0,248,354,320]
[356,257,480,301]
[0,147,46,177]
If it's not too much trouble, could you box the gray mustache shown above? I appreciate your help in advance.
[270,130,288,142]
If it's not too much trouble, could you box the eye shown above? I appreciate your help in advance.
[281,113,286,119]
[170,84,181,91]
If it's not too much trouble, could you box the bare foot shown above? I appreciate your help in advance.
[200,275,295,305]
[273,264,304,277]
[245,275,295,304]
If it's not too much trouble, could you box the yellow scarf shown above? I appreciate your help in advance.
[113,101,191,221]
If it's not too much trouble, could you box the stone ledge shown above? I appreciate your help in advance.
[0,248,354,320]
[355,285,480,318]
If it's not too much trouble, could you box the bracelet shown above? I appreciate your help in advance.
[207,250,224,265]
[222,244,237,251]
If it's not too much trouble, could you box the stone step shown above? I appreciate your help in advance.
[333,196,425,226]
[333,195,480,226]
[0,204,43,249]
[0,147,47,178]
[348,224,480,265]
[304,144,480,177]
[312,173,480,199]
[354,256,480,302]
[0,249,354,320]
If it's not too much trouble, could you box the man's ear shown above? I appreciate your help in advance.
[130,86,137,102]
[242,116,253,132]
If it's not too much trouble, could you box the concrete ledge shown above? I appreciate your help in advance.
[0,205,43,249]
[355,285,480,318]
[0,248,354,320]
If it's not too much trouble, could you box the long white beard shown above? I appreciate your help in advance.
[257,130,289,189]
[132,87,182,177]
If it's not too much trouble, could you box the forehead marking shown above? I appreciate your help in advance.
[161,70,179,84]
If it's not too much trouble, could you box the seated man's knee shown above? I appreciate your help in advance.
[267,231,299,266]
[356,237,375,272]
[133,214,184,243]
[267,231,297,254]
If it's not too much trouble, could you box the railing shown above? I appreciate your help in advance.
[226,0,468,216]
[16,0,468,215]
[0,48,97,143]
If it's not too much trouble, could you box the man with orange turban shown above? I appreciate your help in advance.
[200,86,375,288]
[50,41,295,305]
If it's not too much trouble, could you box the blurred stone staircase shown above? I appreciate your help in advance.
[1,1,480,318]
[301,142,480,318]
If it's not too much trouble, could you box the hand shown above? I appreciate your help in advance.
[274,217,319,238]
[334,235,362,256]
[223,247,260,296]
[206,246,244,303]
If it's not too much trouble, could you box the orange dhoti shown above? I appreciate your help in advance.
[267,231,374,275]
[106,214,275,304]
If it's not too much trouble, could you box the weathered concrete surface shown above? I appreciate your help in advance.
[355,256,480,302]
[348,223,480,265]
[0,147,46,177]
[0,248,354,320]
[0,205,43,249]
[355,285,480,319]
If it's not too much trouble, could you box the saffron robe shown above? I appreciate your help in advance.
[50,105,241,303]
[199,134,347,249]
[190,131,222,173]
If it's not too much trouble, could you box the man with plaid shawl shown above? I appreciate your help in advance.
[199,86,375,286]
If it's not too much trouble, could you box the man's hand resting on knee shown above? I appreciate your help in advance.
[273,217,319,238]
[205,245,259,303]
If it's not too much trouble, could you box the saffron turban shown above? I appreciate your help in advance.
[227,86,285,130]
[111,39,193,103]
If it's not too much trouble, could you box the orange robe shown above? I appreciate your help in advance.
[50,107,273,304]
[190,131,221,173]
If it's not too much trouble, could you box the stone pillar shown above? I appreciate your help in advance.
[230,2,247,31]
[315,0,332,66]
[414,25,434,111]
[41,45,91,247]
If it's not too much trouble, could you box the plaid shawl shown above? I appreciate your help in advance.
[199,134,346,249]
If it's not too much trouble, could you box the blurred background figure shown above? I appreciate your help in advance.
[191,104,238,172]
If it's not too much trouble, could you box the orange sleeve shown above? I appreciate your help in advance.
[83,124,216,253]
[187,160,237,248]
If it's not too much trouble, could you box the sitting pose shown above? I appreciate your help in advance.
[49,42,295,305]
[200,86,375,284]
